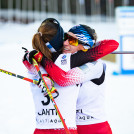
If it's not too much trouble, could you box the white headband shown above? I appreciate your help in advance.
[46,42,56,52]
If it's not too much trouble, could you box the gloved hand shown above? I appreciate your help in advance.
[26,50,43,64]
[22,52,37,73]
[37,76,57,96]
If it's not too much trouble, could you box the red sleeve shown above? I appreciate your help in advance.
[23,58,37,74]
[90,39,119,60]
[41,39,119,86]
[70,40,119,68]
[41,58,84,86]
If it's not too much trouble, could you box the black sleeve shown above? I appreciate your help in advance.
[70,49,96,68]
[70,40,119,68]
[52,51,62,62]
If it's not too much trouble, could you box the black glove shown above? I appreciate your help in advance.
[27,50,39,64]
[23,50,43,64]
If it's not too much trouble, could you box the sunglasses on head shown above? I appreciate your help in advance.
[41,18,59,27]
[64,33,91,47]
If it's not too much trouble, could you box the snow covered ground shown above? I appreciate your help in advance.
[0,21,134,134]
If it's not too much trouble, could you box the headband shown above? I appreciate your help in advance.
[41,18,64,52]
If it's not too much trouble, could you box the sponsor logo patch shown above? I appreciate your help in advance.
[62,55,67,59]
[61,59,67,65]
[61,55,67,65]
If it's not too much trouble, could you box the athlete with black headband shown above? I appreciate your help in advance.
[23,18,80,134]
[23,18,119,134]
[29,24,118,86]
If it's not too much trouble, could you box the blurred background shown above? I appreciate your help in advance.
[1,0,134,61]
[0,0,134,23]
[0,0,134,134]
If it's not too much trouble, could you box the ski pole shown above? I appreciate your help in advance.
[111,51,134,54]
[32,58,70,134]
[0,68,57,95]
[0,68,38,84]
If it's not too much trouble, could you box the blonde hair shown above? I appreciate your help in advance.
[32,21,58,60]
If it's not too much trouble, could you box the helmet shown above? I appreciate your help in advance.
[69,24,97,48]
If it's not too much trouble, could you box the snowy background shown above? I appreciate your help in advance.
[0,21,134,134]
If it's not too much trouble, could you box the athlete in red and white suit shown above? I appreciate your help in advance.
[26,39,118,134]
[24,23,119,134]
[25,53,80,134]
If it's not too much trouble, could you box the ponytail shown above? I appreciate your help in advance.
[32,33,52,60]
